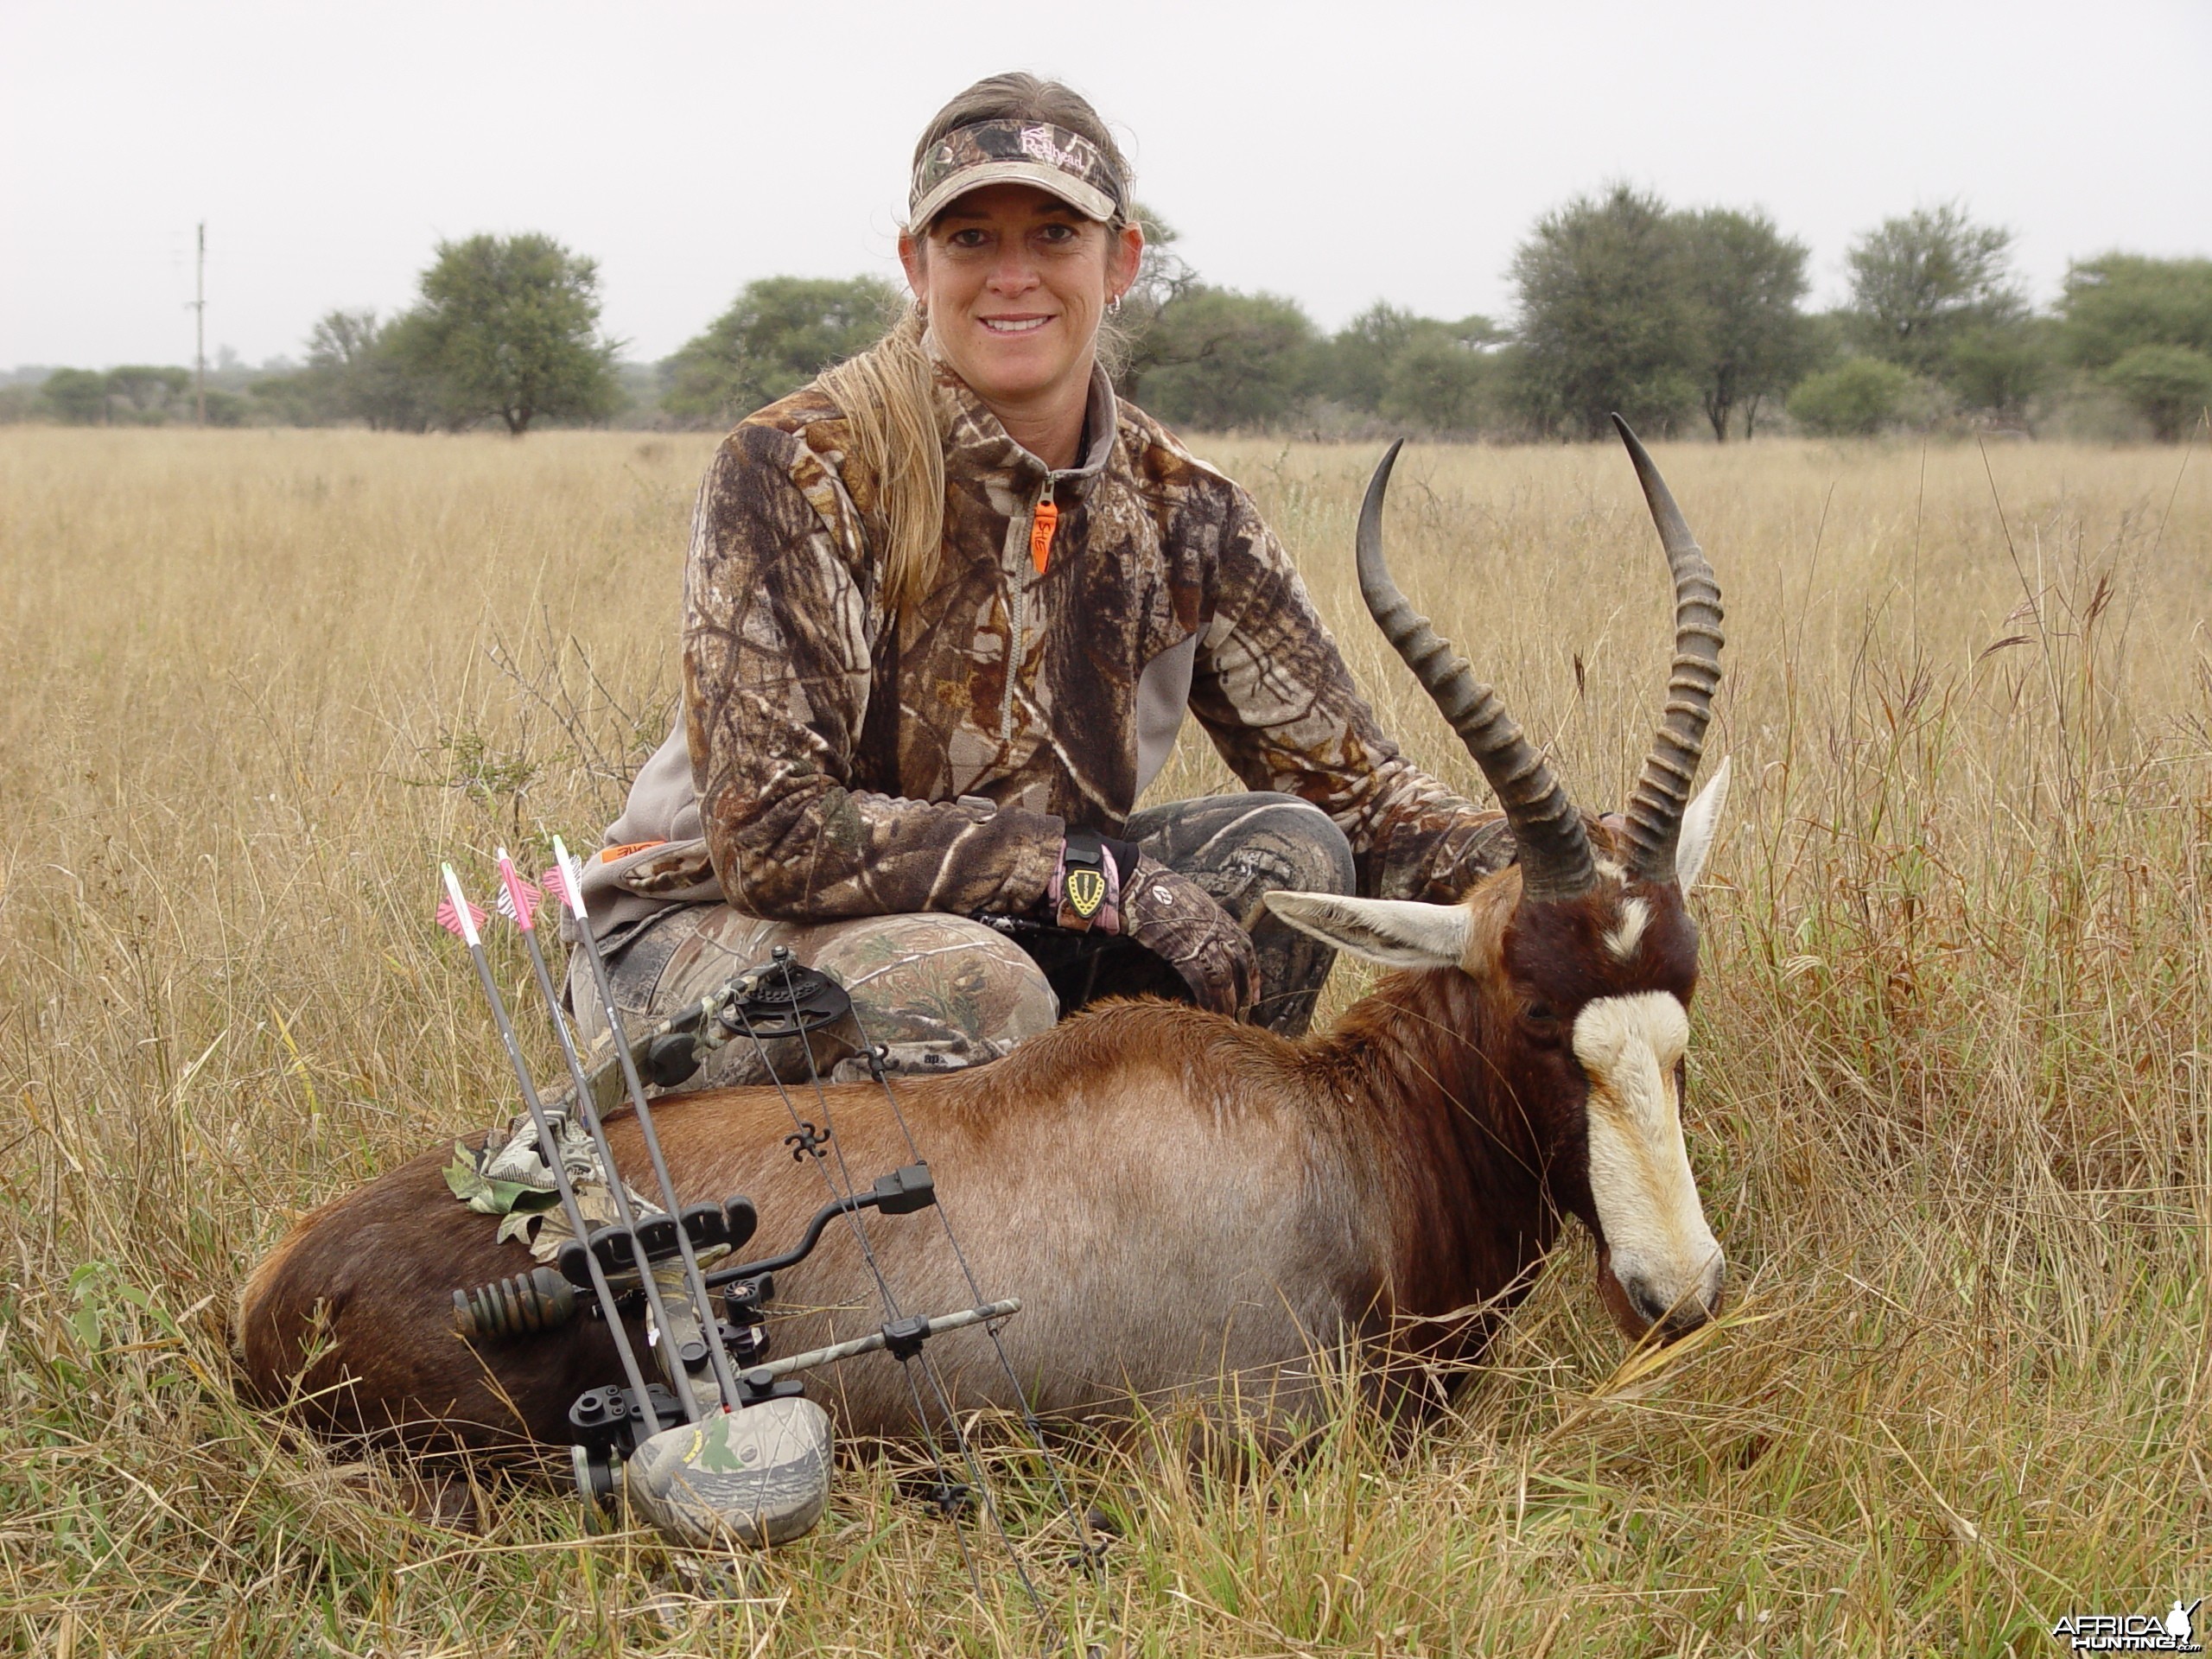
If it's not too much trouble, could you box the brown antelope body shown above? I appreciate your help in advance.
[236,422,1732,1452]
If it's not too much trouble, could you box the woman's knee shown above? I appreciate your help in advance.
[1240,796,1356,897]
[798,912,1058,1075]
[570,906,1055,1084]
[1130,792,1355,912]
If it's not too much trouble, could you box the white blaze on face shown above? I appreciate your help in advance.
[1601,895,1652,963]
[1572,989,1723,1325]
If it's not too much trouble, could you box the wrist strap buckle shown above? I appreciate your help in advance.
[1061,830,1109,923]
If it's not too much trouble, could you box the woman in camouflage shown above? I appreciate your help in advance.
[569,73,1507,1084]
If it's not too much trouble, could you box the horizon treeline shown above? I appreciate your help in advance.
[7,191,2209,443]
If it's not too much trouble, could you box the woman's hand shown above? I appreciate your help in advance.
[1118,857,1259,1020]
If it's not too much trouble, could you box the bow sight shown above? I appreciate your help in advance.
[437,848,1030,1550]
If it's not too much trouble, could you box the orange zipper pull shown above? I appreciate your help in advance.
[1029,499,1058,575]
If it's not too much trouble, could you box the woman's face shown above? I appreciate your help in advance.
[900,182,1143,416]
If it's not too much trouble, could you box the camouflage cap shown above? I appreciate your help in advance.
[910,118,1124,227]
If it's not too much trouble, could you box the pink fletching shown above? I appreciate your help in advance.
[435,897,486,938]
[541,863,575,911]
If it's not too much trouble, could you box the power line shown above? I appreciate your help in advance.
[192,223,206,425]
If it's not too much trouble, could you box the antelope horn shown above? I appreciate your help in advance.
[1610,415,1726,885]
[1357,442,1597,903]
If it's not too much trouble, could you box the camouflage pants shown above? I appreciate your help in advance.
[566,791,1355,1089]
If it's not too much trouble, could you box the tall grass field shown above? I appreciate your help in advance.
[1,425,2207,1656]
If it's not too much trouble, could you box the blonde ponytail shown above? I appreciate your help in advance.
[816,308,946,619]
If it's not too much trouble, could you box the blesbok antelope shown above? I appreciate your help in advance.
[236,419,1732,1452]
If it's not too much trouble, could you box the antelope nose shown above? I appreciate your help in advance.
[1623,1274,1673,1328]
[1624,1272,1719,1340]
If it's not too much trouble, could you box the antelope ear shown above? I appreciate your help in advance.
[1262,892,1472,969]
[1674,755,1732,891]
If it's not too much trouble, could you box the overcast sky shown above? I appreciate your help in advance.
[4,0,2208,371]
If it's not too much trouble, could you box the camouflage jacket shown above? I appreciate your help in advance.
[580,361,1502,939]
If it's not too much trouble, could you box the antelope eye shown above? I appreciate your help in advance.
[1522,1001,1561,1037]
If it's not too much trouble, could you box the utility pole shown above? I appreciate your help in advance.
[192,222,207,425]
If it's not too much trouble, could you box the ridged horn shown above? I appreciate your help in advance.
[1357,441,1596,903]
[1610,415,1726,885]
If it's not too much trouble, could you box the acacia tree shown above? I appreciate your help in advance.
[2060,256,2212,439]
[302,308,442,431]
[1320,302,1428,412]
[1126,287,1318,429]
[41,368,111,423]
[1844,204,2025,378]
[1313,303,1503,426]
[1109,205,1199,396]
[405,233,620,435]
[105,366,191,420]
[308,308,382,373]
[1678,207,1813,440]
[2105,346,2212,441]
[2059,254,2212,367]
[1510,184,1700,438]
[662,275,898,425]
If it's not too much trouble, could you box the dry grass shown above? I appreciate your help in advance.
[1,424,2207,1656]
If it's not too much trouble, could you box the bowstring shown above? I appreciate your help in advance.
[838,994,1103,1589]
[894,1349,991,1609]
[729,983,1048,1624]
[762,959,1065,1610]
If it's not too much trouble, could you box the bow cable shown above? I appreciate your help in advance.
[730,975,1046,1620]
[838,990,1102,1583]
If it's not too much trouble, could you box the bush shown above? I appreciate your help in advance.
[1380,337,1491,433]
[662,276,897,427]
[42,368,111,424]
[1129,288,1318,429]
[1945,319,2053,422]
[200,389,251,428]
[1787,357,1916,435]
[2104,345,2212,442]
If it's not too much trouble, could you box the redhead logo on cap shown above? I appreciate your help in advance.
[1020,124,1086,174]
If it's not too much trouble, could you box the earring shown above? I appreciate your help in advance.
[1108,294,1123,317]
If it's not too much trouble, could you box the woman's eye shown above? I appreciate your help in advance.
[946,229,989,250]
